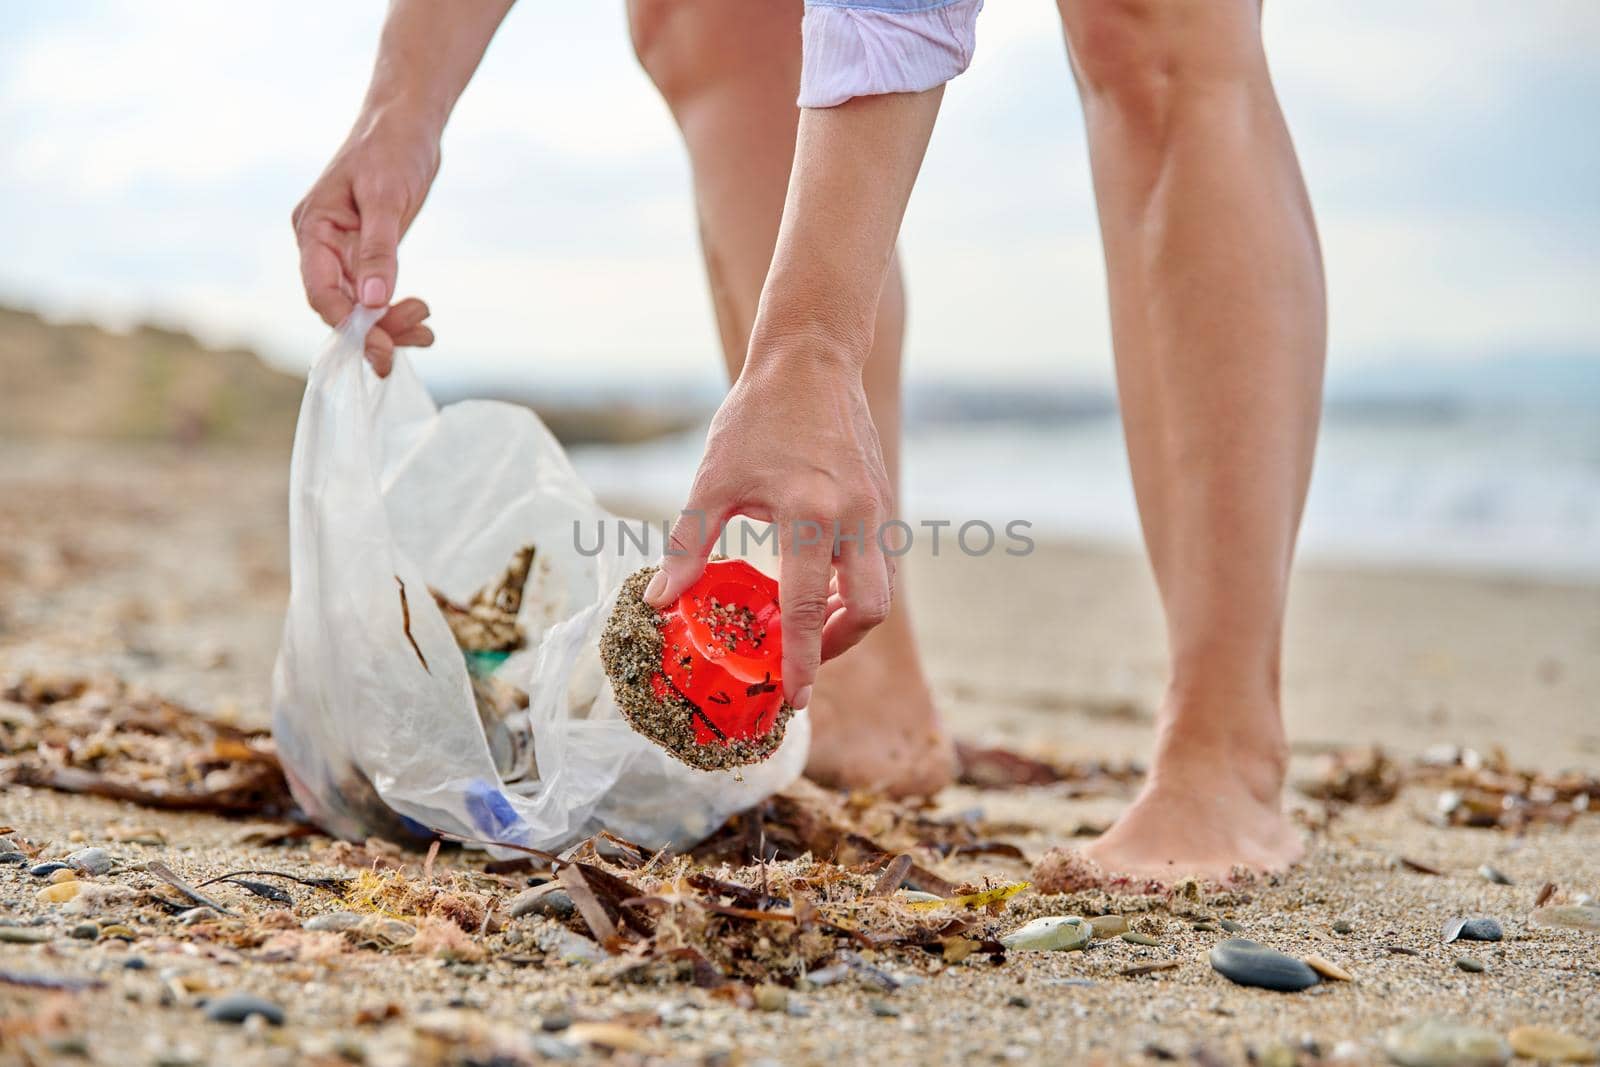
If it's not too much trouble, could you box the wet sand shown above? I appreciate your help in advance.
[2,441,1597,1065]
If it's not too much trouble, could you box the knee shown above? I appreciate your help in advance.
[1058,0,1261,121]
[627,0,716,107]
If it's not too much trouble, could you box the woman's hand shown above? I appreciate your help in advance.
[292,110,439,376]
[645,338,896,711]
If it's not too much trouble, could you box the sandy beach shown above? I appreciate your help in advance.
[2,440,1597,1065]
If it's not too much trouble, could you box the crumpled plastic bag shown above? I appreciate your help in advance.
[271,307,809,856]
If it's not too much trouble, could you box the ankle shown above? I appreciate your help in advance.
[1149,688,1289,806]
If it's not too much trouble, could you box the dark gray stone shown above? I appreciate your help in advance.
[29,862,70,878]
[203,993,285,1026]
[1208,938,1320,992]
[1443,917,1503,943]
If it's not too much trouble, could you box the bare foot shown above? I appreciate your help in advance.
[803,627,955,798]
[1077,711,1303,884]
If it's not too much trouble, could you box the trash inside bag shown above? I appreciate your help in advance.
[270,308,809,856]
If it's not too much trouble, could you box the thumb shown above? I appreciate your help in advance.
[354,192,402,308]
[645,501,725,608]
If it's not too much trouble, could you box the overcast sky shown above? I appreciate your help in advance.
[3,1,1597,389]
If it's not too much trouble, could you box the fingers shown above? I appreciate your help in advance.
[299,239,353,329]
[819,540,892,663]
[354,185,403,308]
[776,519,835,709]
[364,326,395,378]
[644,494,728,609]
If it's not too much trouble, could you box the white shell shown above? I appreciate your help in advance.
[1000,915,1091,952]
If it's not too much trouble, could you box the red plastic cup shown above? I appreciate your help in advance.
[654,559,784,746]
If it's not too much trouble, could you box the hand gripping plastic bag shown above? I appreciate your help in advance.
[271,308,809,856]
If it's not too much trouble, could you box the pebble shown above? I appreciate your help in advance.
[66,848,113,876]
[100,924,136,940]
[178,907,218,926]
[303,911,363,933]
[123,957,148,971]
[1443,918,1502,943]
[535,926,606,964]
[1007,995,1030,1009]
[47,868,79,885]
[1477,864,1512,886]
[1001,916,1091,952]
[1208,939,1320,992]
[1531,905,1600,933]
[1121,932,1161,947]
[1191,921,1219,932]
[1382,1018,1510,1067]
[1455,957,1485,973]
[1220,919,1246,934]
[1087,914,1128,939]
[1332,920,1355,935]
[509,887,575,921]
[1303,954,1354,982]
[868,999,901,1018]
[203,993,285,1026]
[754,984,788,1012]
[1505,1026,1598,1063]
[29,862,70,879]
[1256,1042,1298,1067]
[540,1012,572,1033]
[532,1036,580,1061]
[0,852,26,866]
[1576,893,1596,908]
[69,922,100,940]
[0,926,54,944]
[36,881,81,904]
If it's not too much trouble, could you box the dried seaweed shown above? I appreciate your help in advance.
[955,741,1143,795]
[0,672,295,816]
[142,860,235,915]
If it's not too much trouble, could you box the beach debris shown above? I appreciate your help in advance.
[202,992,285,1026]
[510,885,575,921]
[1000,916,1090,952]
[1530,905,1600,933]
[0,926,53,944]
[0,672,294,815]
[1119,960,1180,977]
[1087,914,1129,938]
[429,544,535,658]
[1399,856,1443,876]
[141,860,235,915]
[0,969,105,992]
[302,911,362,933]
[1536,882,1559,907]
[1442,917,1502,943]
[64,847,112,876]
[1455,956,1484,973]
[1505,1026,1598,1064]
[1208,939,1320,992]
[1422,746,1597,831]
[906,882,1029,913]
[1121,931,1161,947]
[1477,864,1512,885]
[601,563,794,771]
[954,741,1143,795]
[1301,745,1405,806]
[1303,954,1354,982]
[1383,1018,1511,1067]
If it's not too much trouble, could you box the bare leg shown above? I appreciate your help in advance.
[628,0,955,795]
[1058,0,1325,878]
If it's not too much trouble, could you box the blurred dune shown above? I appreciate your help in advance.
[0,304,303,449]
[0,305,701,448]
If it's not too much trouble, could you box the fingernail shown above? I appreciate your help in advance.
[793,686,812,710]
[643,571,668,605]
[361,277,387,307]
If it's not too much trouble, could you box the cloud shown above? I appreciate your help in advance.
[1,0,1595,385]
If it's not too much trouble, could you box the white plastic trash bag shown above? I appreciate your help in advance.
[271,308,809,855]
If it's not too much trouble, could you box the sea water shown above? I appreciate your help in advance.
[569,398,1600,584]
